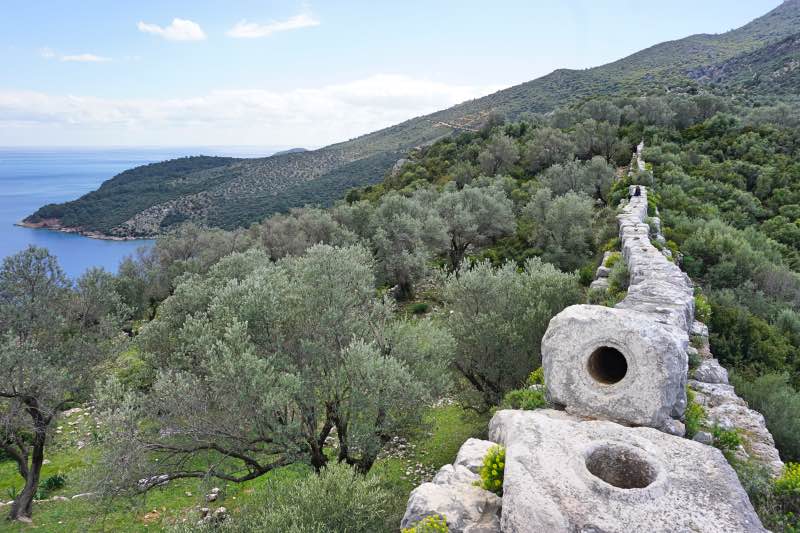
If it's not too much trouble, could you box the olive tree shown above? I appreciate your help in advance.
[0,247,126,521]
[523,127,575,173]
[478,133,519,176]
[522,188,597,271]
[258,207,356,260]
[371,194,447,298]
[95,245,453,496]
[435,184,515,271]
[116,224,254,318]
[539,157,615,202]
[442,259,581,408]
[574,119,628,162]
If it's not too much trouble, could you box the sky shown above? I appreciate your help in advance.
[0,0,783,148]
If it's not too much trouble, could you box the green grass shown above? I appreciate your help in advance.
[0,403,488,532]
[371,403,489,530]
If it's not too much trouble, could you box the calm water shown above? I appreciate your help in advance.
[0,147,277,279]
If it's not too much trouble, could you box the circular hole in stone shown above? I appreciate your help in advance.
[585,444,657,489]
[587,346,627,385]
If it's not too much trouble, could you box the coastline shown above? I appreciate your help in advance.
[14,220,152,241]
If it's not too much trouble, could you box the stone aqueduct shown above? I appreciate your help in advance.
[401,144,782,533]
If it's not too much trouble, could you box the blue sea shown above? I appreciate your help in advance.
[0,147,278,279]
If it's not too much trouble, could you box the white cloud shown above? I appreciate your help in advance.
[0,75,501,146]
[137,18,206,41]
[227,13,320,38]
[61,54,111,63]
[39,47,111,62]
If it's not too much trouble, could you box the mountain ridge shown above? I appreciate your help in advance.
[24,0,800,238]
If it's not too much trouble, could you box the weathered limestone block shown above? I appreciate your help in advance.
[454,438,495,474]
[615,186,695,332]
[705,402,784,476]
[401,439,502,532]
[689,380,784,476]
[589,278,609,291]
[489,409,765,533]
[691,320,710,338]
[688,380,745,409]
[542,304,687,429]
[694,358,729,384]
[595,265,611,278]
[401,477,501,533]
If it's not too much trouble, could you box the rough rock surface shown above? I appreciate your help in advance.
[693,358,729,384]
[455,438,496,474]
[401,439,502,532]
[615,187,695,332]
[489,409,765,533]
[689,380,783,476]
[542,304,687,429]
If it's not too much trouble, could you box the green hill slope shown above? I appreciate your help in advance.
[25,0,800,237]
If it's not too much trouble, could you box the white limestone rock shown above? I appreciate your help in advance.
[542,304,687,429]
[689,380,784,476]
[691,320,710,338]
[694,358,729,384]
[454,438,495,474]
[693,431,714,445]
[706,403,784,477]
[489,409,765,533]
[401,467,501,533]
[595,266,611,278]
[688,380,745,408]
[402,438,502,532]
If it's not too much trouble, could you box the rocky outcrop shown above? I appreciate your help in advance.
[401,438,502,532]
[489,409,765,533]
[688,320,783,476]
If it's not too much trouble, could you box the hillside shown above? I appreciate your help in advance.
[24,0,800,238]
[689,32,800,97]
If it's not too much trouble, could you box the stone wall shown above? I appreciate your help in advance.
[401,145,782,532]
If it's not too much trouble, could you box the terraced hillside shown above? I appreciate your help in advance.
[25,0,800,237]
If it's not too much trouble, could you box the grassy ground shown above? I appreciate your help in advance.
[0,404,488,532]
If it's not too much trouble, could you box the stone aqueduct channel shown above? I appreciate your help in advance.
[401,145,783,533]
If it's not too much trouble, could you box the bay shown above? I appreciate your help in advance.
[0,146,278,279]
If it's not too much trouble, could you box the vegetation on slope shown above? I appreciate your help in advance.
[24,0,800,238]
[7,92,800,531]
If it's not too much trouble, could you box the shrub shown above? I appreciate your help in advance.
[187,463,390,532]
[712,425,743,456]
[775,463,800,495]
[402,514,450,533]
[695,293,712,324]
[684,388,706,439]
[602,238,620,252]
[527,367,545,386]
[501,388,546,410]
[480,445,506,495]
[607,260,629,294]
[578,263,595,287]
[35,474,66,499]
[604,251,622,268]
[690,334,705,349]
[731,372,800,461]
[688,350,701,372]
[410,302,430,315]
[733,459,800,532]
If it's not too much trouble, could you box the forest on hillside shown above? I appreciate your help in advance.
[22,1,800,240]
[3,93,800,531]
